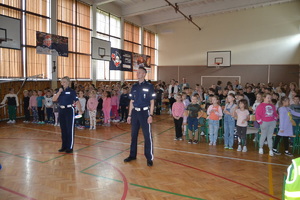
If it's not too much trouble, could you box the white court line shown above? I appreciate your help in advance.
[11,125,289,167]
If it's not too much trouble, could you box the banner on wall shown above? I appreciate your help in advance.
[110,48,123,71]
[36,31,68,57]
[133,53,151,70]
[121,50,133,72]
[110,48,133,71]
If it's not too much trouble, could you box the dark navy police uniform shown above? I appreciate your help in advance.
[57,87,78,152]
[128,80,156,161]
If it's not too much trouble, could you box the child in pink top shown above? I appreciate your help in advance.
[172,94,185,140]
[87,90,98,130]
[255,93,278,156]
[102,91,111,126]
[29,90,38,123]
[111,90,120,122]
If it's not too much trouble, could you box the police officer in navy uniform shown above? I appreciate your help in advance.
[124,67,156,166]
[53,76,82,153]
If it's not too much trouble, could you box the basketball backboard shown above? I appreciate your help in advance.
[91,37,111,61]
[207,51,231,68]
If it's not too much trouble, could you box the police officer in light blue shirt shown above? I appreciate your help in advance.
[53,76,82,153]
[124,67,156,166]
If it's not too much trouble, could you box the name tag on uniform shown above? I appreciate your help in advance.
[143,88,149,92]
[65,92,70,94]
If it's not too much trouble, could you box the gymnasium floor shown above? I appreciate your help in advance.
[0,113,294,200]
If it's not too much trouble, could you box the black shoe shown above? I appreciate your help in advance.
[65,149,73,153]
[124,157,136,162]
[147,160,153,167]
[58,148,66,152]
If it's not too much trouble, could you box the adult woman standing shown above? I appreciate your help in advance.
[53,76,82,153]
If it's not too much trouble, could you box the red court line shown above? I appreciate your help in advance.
[158,157,281,200]
[95,144,281,200]
[1,136,280,199]
[77,154,128,200]
[0,137,93,147]
[15,152,129,200]
[0,186,37,200]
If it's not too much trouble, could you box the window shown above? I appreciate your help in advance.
[0,1,22,78]
[57,0,91,79]
[25,11,49,78]
[95,9,121,81]
[143,29,157,80]
[124,22,141,80]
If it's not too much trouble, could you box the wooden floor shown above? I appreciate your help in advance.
[0,113,295,200]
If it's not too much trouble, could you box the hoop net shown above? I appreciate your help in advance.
[215,62,221,69]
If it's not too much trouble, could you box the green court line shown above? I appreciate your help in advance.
[80,170,205,200]
[157,126,174,135]
[0,150,44,163]
[41,154,67,163]
[75,141,105,152]
[107,131,130,140]
[80,151,125,172]
[130,183,206,200]
[81,171,123,183]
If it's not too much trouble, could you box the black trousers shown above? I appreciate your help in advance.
[174,117,183,138]
[236,126,247,146]
[37,107,45,121]
[46,107,53,121]
[59,107,75,150]
[76,111,85,126]
[155,99,162,115]
[129,109,153,161]
[120,105,128,120]
[24,106,30,121]
[273,135,289,151]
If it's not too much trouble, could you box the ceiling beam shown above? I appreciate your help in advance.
[93,0,117,5]
[141,0,290,26]
[121,0,193,17]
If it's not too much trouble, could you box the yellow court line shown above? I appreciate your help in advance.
[268,156,274,200]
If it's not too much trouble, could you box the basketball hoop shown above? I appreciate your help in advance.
[215,62,221,69]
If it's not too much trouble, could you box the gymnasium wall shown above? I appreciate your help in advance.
[157,1,300,66]
[157,64,299,89]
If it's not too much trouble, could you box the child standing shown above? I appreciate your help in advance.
[87,90,98,130]
[23,90,30,123]
[119,87,130,122]
[172,94,185,140]
[186,95,202,144]
[76,90,86,129]
[37,90,45,124]
[97,89,103,120]
[29,90,38,123]
[102,91,111,127]
[44,90,53,123]
[182,92,190,135]
[290,95,300,128]
[207,95,223,145]
[255,93,278,156]
[223,94,237,149]
[111,90,120,122]
[0,88,19,123]
[273,97,300,156]
[235,99,250,152]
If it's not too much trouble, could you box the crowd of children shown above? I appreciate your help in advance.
[168,80,300,157]
[1,81,132,130]
[1,79,300,157]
